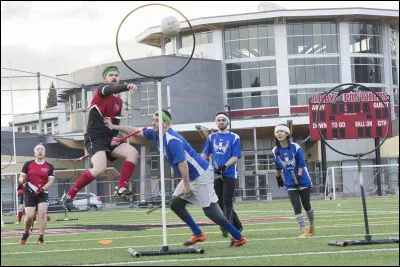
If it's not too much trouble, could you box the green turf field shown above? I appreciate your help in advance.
[1,197,398,266]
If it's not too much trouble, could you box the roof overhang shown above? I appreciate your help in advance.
[137,8,399,46]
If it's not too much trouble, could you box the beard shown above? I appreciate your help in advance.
[218,124,228,131]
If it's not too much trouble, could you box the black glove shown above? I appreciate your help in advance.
[295,174,302,188]
[214,165,227,175]
[276,176,285,188]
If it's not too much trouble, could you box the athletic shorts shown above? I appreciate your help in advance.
[173,168,218,208]
[85,134,117,161]
[24,183,49,208]
[18,196,24,205]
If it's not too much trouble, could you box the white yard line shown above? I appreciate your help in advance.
[77,248,399,266]
[1,231,398,252]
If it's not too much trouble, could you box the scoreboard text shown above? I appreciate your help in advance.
[309,92,392,141]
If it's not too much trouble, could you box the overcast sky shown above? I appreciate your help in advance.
[1,1,399,126]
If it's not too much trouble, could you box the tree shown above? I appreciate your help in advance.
[45,81,57,109]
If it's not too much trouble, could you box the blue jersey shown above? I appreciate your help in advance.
[143,128,210,181]
[202,131,241,178]
[272,142,312,189]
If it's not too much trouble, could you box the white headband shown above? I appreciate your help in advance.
[34,144,45,151]
[274,125,290,135]
[215,114,230,123]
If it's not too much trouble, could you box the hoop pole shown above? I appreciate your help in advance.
[157,79,168,249]
[356,155,371,241]
[332,168,336,200]
[9,62,17,164]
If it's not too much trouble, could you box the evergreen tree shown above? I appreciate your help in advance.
[45,81,57,109]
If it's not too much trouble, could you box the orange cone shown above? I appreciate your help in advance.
[98,240,113,245]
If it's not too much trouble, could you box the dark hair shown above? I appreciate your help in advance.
[155,109,172,120]
[274,124,291,156]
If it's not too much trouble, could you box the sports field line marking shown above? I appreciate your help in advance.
[1,220,398,242]
[76,248,399,266]
[1,232,398,252]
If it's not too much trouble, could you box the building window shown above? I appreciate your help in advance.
[349,21,381,54]
[394,88,399,106]
[54,121,59,134]
[31,124,37,133]
[286,21,338,54]
[69,95,75,112]
[351,57,383,83]
[392,59,398,85]
[150,152,159,170]
[181,31,213,48]
[224,23,275,59]
[226,60,276,89]
[46,122,52,135]
[288,57,340,85]
[65,103,71,121]
[17,127,22,132]
[227,90,278,110]
[24,126,30,132]
[76,93,82,110]
[290,88,328,106]
[140,82,157,116]
[244,153,276,171]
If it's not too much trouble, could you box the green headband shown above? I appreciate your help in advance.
[155,111,171,123]
[103,67,120,78]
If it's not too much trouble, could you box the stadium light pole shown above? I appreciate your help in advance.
[225,104,231,129]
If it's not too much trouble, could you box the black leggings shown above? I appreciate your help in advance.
[214,176,242,230]
[169,197,228,226]
[287,187,312,215]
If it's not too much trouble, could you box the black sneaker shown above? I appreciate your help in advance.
[20,233,29,245]
[61,194,74,211]
[114,187,133,198]
[38,237,45,245]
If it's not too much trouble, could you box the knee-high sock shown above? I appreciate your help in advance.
[203,203,242,240]
[68,171,95,198]
[170,198,202,235]
[295,213,307,232]
[118,161,135,189]
[306,208,314,227]
[17,211,23,222]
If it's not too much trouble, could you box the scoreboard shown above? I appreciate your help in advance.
[309,91,392,141]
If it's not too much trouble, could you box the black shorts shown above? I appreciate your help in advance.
[18,196,24,205]
[85,134,117,161]
[24,184,49,208]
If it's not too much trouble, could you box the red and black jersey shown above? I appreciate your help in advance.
[21,160,55,188]
[86,84,128,137]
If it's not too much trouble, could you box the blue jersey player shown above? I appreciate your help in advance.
[105,110,247,248]
[272,124,315,238]
[201,112,243,238]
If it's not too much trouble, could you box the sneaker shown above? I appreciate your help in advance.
[15,221,20,225]
[38,237,45,245]
[308,226,315,235]
[220,226,229,238]
[231,236,247,247]
[183,233,206,246]
[114,187,133,198]
[61,194,74,211]
[19,233,30,245]
[298,231,313,238]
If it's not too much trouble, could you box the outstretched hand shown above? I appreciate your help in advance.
[127,83,137,93]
